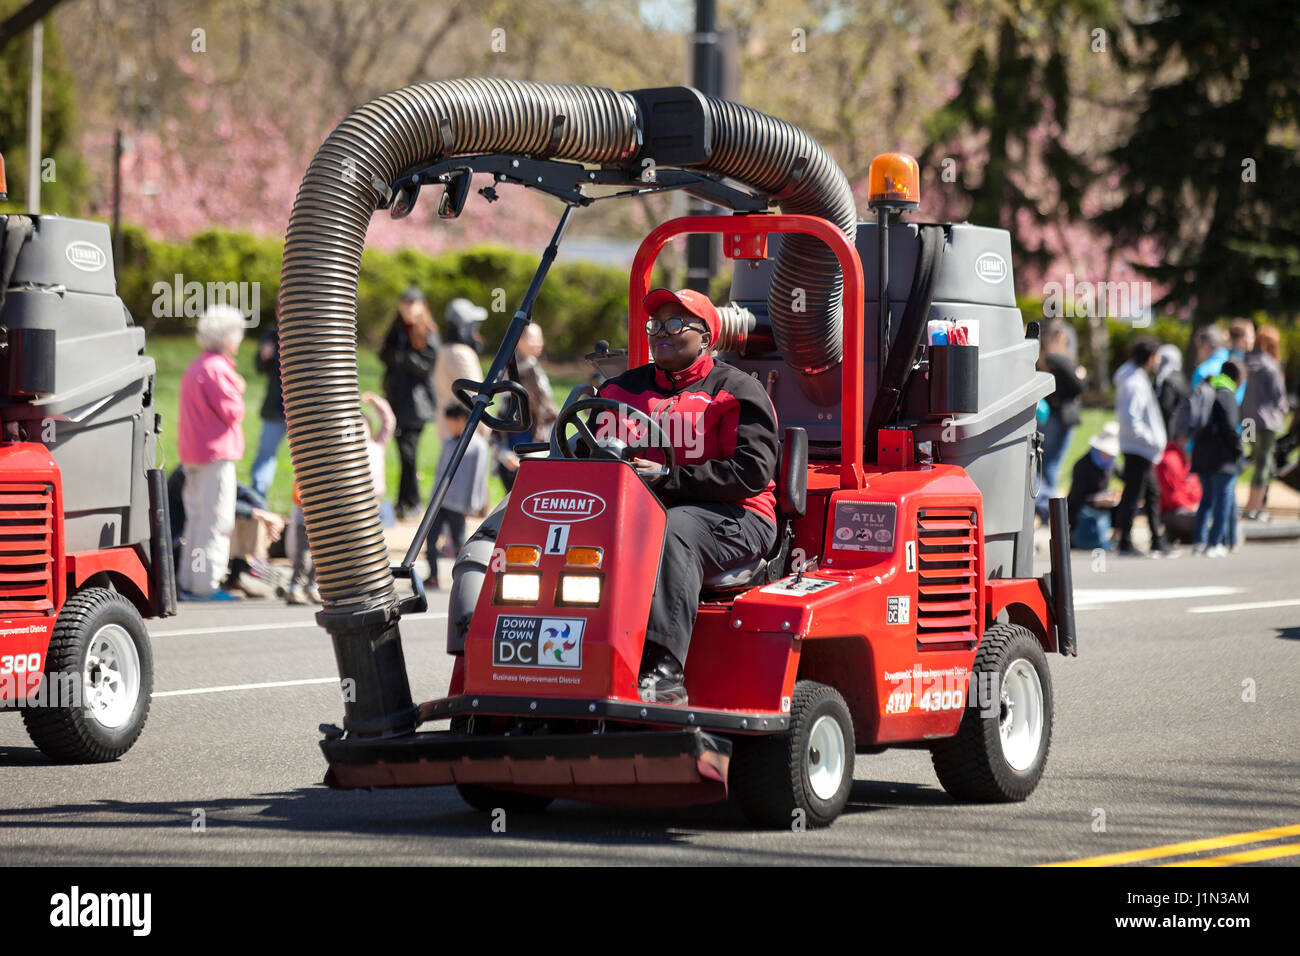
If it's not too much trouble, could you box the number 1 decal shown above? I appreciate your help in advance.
[545,524,570,555]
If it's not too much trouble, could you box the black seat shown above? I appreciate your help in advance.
[701,427,808,592]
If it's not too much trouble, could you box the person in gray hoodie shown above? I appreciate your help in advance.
[1113,336,1174,556]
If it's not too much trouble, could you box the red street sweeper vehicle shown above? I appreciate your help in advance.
[0,157,175,761]
[278,79,1076,827]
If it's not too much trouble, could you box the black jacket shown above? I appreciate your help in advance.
[257,326,284,423]
[380,315,440,428]
[1191,386,1243,476]
[1066,451,1112,528]
[598,353,779,525]
[1156,370,1189,434]
[1044,352,1083,427]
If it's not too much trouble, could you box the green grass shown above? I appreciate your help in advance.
[149,334,586,515]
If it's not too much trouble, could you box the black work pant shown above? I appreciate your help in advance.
[1114,453,1165,547]
[645,503,777,666]
[394,423,425,512]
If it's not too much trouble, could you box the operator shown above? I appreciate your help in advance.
[598,289,779,705]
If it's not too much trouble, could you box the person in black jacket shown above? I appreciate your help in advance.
[1191,360,1245,555]
[1154,344,1190,434]
[598,289,779,705]
[249,323,285,500]
[1035,322,1084,520]
[1066,423,1121,536]
[380,286,441,518]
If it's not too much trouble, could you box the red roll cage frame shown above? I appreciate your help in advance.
[627,214,865,490]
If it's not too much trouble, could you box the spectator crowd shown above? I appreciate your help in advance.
[171,286,558,603]
[168,297,1293,600]
[1056,318,1295,558]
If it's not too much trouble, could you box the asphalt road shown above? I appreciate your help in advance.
[1,542,1297,867]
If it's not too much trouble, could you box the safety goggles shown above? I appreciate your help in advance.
[644,315,707,336]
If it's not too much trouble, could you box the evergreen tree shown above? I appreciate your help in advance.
[1101,1,1300,323]
[922,1,1118,274]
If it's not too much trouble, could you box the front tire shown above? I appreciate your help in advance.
[729,680,855,829]
[930,623,1053,802]
[20,588,154,762]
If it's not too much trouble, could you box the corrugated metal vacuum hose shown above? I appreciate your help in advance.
[281,79,856,619]
[279,79,639,615]
[704,96,858,400]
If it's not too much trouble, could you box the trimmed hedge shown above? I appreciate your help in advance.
[113,226,1300,384]
[117,225,648,359]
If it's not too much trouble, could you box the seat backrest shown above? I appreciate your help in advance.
[777,427,808,518]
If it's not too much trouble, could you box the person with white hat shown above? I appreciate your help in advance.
[1066,421,1122,550]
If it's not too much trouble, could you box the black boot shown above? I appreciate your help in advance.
[638,644,688,705]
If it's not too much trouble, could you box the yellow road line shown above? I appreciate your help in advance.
[1041,822,1300,867]
[1162,841,1300,867]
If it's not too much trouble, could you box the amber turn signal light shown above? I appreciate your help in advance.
[505,545,541,566]
[565,547,603,568]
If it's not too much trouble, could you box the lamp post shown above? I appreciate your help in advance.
[686,0,720,295]
[26,20,42,213]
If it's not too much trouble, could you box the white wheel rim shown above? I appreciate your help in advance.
[82,624,141,730]
[806,714,847,801]
[999,659,1044,772]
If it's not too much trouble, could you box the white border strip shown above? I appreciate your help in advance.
[1187,598,1300,615]
[153,677,338,698]
[153,611,446,637]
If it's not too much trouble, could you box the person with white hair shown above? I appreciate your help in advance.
[177,304,247,599]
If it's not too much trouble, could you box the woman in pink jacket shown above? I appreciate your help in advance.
[177,305,247,599]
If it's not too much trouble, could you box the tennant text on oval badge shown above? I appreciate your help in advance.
[520,490,607,524]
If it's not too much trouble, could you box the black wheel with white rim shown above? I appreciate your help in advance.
[930,623,1053,802]
[729,680,855,829]
[20,588,154,763]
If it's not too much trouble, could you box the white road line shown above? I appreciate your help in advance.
[1187,598,1300,615]
[153,677,338,698]
[152,611,446,637]
[1074,586,1244,608]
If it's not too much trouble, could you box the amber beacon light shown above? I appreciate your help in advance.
[867,152,922,369]
[867,152,921,210]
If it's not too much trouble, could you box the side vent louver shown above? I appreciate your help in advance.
[0,483,55,612]
[915,508,978,645]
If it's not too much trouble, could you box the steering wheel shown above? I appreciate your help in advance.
[551,397,676,486]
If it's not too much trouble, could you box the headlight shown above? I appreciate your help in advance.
[559,574,602,605]
[499,572,541,603]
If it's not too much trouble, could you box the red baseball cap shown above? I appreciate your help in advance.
[642,288,720,344]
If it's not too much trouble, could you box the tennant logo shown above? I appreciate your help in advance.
[975,252,1008,284]
[520,490,606,524]
[65,241,108,273]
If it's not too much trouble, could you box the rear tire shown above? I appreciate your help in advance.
[455,784,553,814]
[20,588,153,763]
[930,623,1053,802]
[729,680,854,829]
